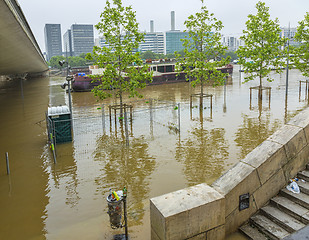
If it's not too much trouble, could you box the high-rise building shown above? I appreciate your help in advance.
[70,24,94,56]
[280,27,299,47]
[165,31,189,54]
[165,11,189,55]
[63,29,73,57]
[140,32,165,54]
[44,24,62,61]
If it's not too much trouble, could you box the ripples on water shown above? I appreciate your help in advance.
[0,67,307,239]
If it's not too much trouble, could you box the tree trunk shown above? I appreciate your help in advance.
[259,75,263,101]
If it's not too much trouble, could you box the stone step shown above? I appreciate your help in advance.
[280,188,309,209]
[239,223,268,240]
[297,180,309,195]
[260,205,305,232]
[271,196,309,224]
[250,214,290,240]
[298,170,309,182]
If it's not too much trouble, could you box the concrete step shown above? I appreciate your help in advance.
[260,205,305,232]
[297,180,309,195]
[271,196,309,224]
[250,214,290,240]
[280,188,309,209]
[298,170,309,182]
[239,223,268,240]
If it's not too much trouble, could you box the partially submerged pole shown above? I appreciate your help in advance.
[5,152,10,175]
[102,104,106,135]
[177,103,180,133]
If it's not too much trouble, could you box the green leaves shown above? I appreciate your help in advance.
[293,12,309,78]
[87,0,153,103]
[236,1,286,86]
[176,4,229,90]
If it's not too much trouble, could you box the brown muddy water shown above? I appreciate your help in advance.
[0,66,308,240]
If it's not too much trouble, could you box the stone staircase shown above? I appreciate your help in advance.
[240,165,309,240]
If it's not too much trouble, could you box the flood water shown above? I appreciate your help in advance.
[0,66,308,240]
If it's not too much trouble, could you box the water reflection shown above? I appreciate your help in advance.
[176,116,229,185]
[235,113,281,159]
[93,129,156,226]
[0,77,49,240]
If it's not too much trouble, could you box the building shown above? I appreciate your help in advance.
[140,32,165,54]
[63,29,73,57]
[44,24,62,61]
[165,31,189,55]
[165,11,189,54]
[70,24,94,56]
[222,35,243,51]
[280,27,299,47]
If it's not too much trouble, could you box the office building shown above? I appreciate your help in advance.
[140,32,165,54]
[280,27,299,47]
[222,35,243,51]
[165,11,189,54]
[44,24,62,61]
[70,24,94,56]
[165,31,189,54]
[63,29,73,57]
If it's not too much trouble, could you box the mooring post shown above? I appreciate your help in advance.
[102,104,106,135]
[250,87,252,109]
[299,81,302,100]
[210,95,213,119]
[177,103,181,133]
[114,108,117,129]
[269,88,271,109]
[124,109,129,147]
[109,105,112,127]
[5,152,10,175]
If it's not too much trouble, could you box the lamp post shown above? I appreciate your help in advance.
[59,60,73,117]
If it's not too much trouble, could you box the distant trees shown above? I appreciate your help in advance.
[48,54,89,69]
[236,1,286,99]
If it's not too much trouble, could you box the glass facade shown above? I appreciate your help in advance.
[71,24,94,57]
[44,24,62,61]
[165,31,189,54]
[63,29,73,57]
[139,32,165,54]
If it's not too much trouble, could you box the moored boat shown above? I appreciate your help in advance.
[71,63,233,92]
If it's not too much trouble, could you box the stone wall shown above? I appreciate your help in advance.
[150,107,309,240]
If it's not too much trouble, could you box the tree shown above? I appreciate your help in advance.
[176,0,229,96]
[237,1,286,99]
[293,12,309,78]
[140,51,156,60]
[48,56,65,69]
[86,0,152,117]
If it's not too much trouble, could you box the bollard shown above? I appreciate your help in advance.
[177,103,180,133]
[5,152,10,175]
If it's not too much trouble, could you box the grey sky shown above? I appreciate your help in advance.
[17,0,308,53]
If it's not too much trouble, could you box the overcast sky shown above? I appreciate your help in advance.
[17,0,308,53]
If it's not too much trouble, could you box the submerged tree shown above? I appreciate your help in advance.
[87,0,152,116]
[176,0,230,96]
[293,12,309,79]
[237,1,286,100]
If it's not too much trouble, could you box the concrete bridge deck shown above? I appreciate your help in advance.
[0,0,48,77]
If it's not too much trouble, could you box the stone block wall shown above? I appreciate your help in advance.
[150,107,309,239]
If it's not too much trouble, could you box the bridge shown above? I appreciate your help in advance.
[0,0,48,78]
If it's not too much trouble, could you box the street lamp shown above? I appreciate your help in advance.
[59,60,73,117]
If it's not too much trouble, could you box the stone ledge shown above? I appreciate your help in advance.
[150,184,224,240]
